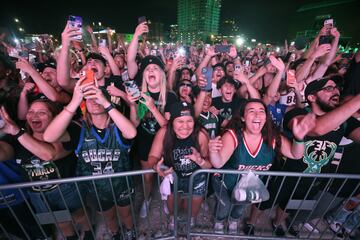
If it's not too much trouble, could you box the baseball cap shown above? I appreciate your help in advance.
[304,77,340,101]
[139,55,165,73]
[169,101,195,121]
[86,52,107,66]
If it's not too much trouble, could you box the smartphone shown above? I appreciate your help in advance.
[286,70,296,85]
[124,80,141,98]
[138,16,147,24]
[121,70,130,82]
[24,42,37,50]
[234,64,242,72]
[245,60,250,67]
[19,50,29,60]
[215,45,230,53]
[99,39,106,48]
[324,19,333,28]
[319,35,332,45]
[201,67,213,91]
[80,69,95,85]
[150,49,157,56]
[68,15,83,41]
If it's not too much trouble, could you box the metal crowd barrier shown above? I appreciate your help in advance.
[1,169,360,239]
[186,169,360,240]
[0,169,178,240]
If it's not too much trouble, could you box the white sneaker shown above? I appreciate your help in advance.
[163,200,169,215]
[228,220,238,233]
[303,222,319,233]
[214,221,225,234]
[140,198,151,218]
[190,217,195,227]
[168,216,175,231]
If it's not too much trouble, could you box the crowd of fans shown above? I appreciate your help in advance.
[0,17,359,240]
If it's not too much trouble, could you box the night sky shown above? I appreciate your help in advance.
[1,0,360,44]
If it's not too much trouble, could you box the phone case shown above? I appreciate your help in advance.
[286,70,296,85]
[124,81,140,98]
[215,45,230,53]
[68,16,83,41]
[80,69,95,85]
[201,67,213,91]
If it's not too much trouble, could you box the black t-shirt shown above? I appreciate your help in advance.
[282,108,360,174]
[1,131,77,191]
[343,58,360,96]
[212,96,245,123]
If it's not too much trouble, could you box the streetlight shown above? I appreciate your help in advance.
[236,37,245,46]
[251,39,256,43]
[98,22,102,26]
[14,18,19,23]
[18,28,24,32]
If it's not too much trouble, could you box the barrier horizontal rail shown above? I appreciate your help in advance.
[186,169,360,240]
[0,169,178,240]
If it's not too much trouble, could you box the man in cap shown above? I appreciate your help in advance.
[255,76,360,236]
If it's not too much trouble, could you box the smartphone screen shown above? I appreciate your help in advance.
[68,15,83,41]
[99,39,106,48]
[234,64,242,72]
[215,45,230,53]
[201,67,213,91]
[286,70,296,85]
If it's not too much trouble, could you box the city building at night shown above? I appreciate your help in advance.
[177,0,221,43]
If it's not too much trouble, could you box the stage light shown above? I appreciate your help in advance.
[236,37,245,46]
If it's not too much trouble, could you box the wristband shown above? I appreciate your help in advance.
[293,138,304,144]
[105,103,115,112]
[14,128,26,139]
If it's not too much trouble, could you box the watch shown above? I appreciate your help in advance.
[14,128,26,139]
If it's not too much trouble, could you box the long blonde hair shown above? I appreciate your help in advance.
[141,68,167,113]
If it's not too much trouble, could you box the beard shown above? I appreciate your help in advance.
[316,97,336,112]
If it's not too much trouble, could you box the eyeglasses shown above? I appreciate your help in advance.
[180,83,192,88]
[319,85,342,92]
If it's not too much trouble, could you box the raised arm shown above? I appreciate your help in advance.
[43,78,89,143]
[127,22,149,79]
[98,46,121,76]
[234,69,261,99]
[16,59,71,104]
[195,47,216,76]
[17,83,34,120]
[263,57,285,105]
[57,21,81,92]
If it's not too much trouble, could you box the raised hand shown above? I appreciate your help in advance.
[61,21,82,47]
[16,58,35,74]
[0,106,20,135]
[269,56,285,72]
[134,22,149,39]
[21,82,36,95]
[139,92,156,111]
[330,27,340,38]
[228,45,238,58]
[292,113,316,141]
[313,44,331,58]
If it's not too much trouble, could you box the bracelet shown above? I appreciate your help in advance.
[104,103,115,112]
[293,138,304,144]
[14,128,26,139]
[63,106,75,115]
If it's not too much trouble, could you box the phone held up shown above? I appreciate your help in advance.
[68,15,83,41]
[124,81,141,98]
[319,35,332,45]
[215,45,230,53]
[201,67,213,91]
[80,69,96,86]
[286,69,296,86]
